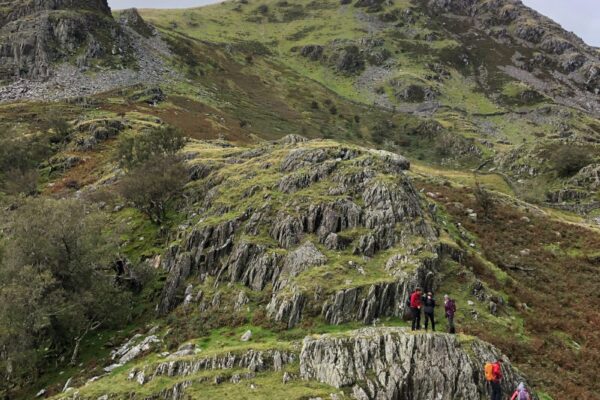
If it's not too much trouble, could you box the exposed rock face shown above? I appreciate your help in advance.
[74,118,126,150]
[118,8,155,38]
[128,349,296,385]
[0,0,125,81]
[156,141,439,328]
[570,164,600,190]
[423,0,600,113]
[394,83,438,103]
[277,133,309,145]
[332,44,365,75]
[105,334,162,372]
[300,328,532,400]
[0,1,175,103]
[300,45,324,61]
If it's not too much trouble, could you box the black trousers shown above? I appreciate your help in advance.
[446,315,455,333]
[491,381,502,400]
[411,307,421,330]
[424,312,435,331]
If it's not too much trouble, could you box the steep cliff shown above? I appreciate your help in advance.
[0,0,130,82]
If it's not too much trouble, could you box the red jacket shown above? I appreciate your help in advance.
[410,292,422,308]
[492,362,503,382]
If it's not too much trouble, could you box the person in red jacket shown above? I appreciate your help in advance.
[410,287,423,331]
[490,359,503,400]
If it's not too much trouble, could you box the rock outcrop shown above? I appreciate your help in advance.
[423,0,600,114]
[0,2,175,102]
[118,8,155,38]
[130,349,296,385]
[156,140,440,328]
[300,328,532,400]
[61,328,533,400]
[0,0,125,81]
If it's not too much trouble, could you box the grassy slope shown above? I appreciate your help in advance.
[24,136,595,400]
[136,0,600,206]
[1,1,599,399]
[414,176,600,399]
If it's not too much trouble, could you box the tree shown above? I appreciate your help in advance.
[46,116,72,144]
[2,168,39,196]
[115,125,187,170]
[0,134,49,195]
[118,156,188,223]
[551,146,593,178]
[474,181,495,219]
[0,199,130,395]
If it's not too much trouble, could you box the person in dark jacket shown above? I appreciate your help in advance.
[444,294,456,334]
[409,288,422,331]
[423,291,436,331]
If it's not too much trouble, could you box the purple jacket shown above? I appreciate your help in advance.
[445,299,456,317]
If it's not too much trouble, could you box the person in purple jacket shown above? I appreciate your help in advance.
[444,294,456,334]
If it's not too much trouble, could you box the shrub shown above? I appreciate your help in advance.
[551,146,593,178]
[0,134,50,195]
[2,169,39,195]
[433,132,455,157]
[118,156,188,223]
[46,116,71,144]
[115,125,187,170]
[474,181,495,219]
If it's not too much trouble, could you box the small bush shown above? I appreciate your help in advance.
[2,169,38,196]
[47,116,71,144]
[0,134,50,195]
[474,181,494,219]
[551,146,593,178]
[115,125,187,170]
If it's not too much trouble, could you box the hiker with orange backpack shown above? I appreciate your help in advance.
[510,382,531,400]
[484,358,503,400]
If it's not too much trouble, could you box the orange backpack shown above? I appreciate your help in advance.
[484,363,494,381]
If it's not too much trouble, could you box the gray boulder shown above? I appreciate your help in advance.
[241,330,253,342]
[111,334,162,365]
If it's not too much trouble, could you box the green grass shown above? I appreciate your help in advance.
[184,369,337,400]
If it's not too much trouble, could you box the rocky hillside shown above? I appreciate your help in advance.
[155,137,440,330]
[1,1,600,400]
[52,328,529,400]
[0,0,121,80]
[21,131,534,399]
[0,2,173,101]
[137,0,600,215]
[427,0,600,113]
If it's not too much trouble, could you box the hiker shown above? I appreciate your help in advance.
[410,287,423,331]
[485,358,503,400]
[444,294,456,334]
[423,291,436,331]
[510,382,531,400]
